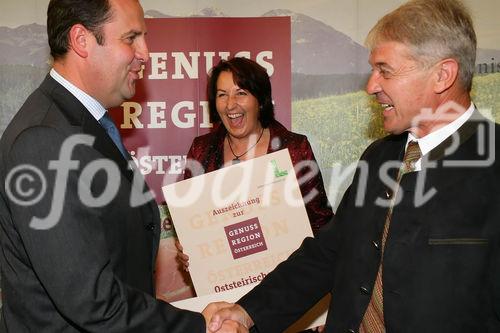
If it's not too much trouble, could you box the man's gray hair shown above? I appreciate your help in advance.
[366,0,476,91]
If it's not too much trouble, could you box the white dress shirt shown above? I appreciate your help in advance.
[50,68,106,121]
[406,103,475,171]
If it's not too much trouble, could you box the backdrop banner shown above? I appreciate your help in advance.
[112,17,292,302]
[111,17,292,202]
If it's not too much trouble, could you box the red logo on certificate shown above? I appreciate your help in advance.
[224,217,268,259]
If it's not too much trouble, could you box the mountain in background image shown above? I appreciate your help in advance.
[145,7,371,75]
[144,7,373,98]
[0,23,49,67]
[1,7,499,98]
[263,9,370,75]
[144,7,500,98]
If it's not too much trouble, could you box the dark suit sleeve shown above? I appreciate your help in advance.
[492,236,500,326]
[236,140,379,332]
[237,181,353,332]
[4,126,205,332]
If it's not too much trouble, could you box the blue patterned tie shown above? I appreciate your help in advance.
[99,112,128,158]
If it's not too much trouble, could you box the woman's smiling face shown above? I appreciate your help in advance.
[215,70,262,139]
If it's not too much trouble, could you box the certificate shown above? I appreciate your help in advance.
[163,149,328,330]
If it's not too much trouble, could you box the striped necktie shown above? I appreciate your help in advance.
[360,141,422,333]
[99,112,129,159]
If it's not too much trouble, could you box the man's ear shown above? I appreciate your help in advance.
[433,58,459,94]
[68,24,90,58]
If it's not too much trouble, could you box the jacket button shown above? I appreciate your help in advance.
[145,223,155,231]
[372,240,380,249]
[360,286,370,294]
[347,329,356,333]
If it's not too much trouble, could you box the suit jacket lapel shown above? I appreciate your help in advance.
[427,109,486,162]
[422,110,491,190]
[381,133,408,180]
[81,113,134,183]
[41,75,159,267]
[40,75,134,183]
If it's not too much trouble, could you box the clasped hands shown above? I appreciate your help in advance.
[202,301,253,333]
[180,241,324,333]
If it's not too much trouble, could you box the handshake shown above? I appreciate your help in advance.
[202,302,254,333]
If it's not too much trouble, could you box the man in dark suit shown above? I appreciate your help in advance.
[206,0,500,332]
[0,0,246,332]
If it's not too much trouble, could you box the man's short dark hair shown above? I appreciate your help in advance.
[47,0,113,60]
[207,57,275,128]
